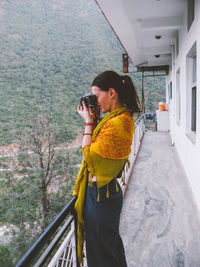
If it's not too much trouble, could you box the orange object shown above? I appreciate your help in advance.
[122,54,129,73]
[159,102,166,111]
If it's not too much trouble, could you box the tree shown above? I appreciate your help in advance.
[14,115,62,228]
[1,113,80,263]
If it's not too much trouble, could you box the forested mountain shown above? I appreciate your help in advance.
[0,0,165,146]
[0,0,123,145]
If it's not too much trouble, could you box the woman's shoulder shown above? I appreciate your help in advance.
[118,111,133,121]
[99,111,134,139]
[104,111,134,128]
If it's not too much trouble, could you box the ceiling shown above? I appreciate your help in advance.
[95,0,186,68]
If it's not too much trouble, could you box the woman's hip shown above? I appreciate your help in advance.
[84,179,123,222]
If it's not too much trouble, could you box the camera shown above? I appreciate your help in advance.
[80,94,100,121]
[80,94,97,108]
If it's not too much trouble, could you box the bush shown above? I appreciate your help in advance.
[0,244,13,267]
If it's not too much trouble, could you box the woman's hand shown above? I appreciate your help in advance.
[77,101,94,123]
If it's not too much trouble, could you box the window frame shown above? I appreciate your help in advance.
[186,43,197,143]
[176,69,181,125]
[187,0,195,31]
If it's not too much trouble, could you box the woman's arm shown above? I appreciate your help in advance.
[77,101,95,148]
[82,124,93,148]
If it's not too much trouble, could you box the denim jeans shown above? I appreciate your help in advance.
[84,179,127,267]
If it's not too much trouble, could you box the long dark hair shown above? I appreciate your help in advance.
[91,70,141,115]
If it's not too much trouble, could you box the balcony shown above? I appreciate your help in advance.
[120,131,200,266]
[15,115,200,266]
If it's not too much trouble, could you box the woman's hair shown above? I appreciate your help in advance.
[91,70,141,115]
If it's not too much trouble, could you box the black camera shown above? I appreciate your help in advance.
[80,94,97,108]
[80,94,100,121]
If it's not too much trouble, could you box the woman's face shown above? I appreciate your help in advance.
[92,86,111,113]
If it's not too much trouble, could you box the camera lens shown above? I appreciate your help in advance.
[80,94,97,107]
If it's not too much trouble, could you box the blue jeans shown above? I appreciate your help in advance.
[84,179,127,267]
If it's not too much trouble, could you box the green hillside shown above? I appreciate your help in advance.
[0,0,165,146]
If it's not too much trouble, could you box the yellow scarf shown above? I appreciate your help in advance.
[73,107,134,264]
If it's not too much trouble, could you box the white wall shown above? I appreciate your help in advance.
[166,1,200,210]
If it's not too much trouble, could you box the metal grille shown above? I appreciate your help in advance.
[47,217,76,267]
[120,114,145,194]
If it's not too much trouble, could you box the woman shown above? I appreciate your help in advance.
[73,70,141,267]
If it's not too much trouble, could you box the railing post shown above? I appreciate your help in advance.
[73,211,80,267]
[71,220,77,267]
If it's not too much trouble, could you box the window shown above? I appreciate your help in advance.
[191,86,196,131]
[191,55,197,132]
[186,43,197,142]
[176,69,181,124]
[176,33,179,56]
[168,82,172,102]
[187,0,195,31]
[192,55,196,83]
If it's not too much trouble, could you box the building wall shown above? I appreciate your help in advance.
[166,0,200,210]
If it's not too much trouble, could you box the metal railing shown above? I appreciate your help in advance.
[120,114,146,194]
[15,114,146,267]
[15,197,78,267]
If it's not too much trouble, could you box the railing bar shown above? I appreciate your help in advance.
[70,244,74,261]
[65,243,71,264]
[69,242,74,263]
[65,257,71,267]
[15,197,76,267]
[60,253,65,267]
[59,248,67,267]
[61,247,67,267]
[133,128,136,154]
[34,215,74,267]
[74,217,79,267]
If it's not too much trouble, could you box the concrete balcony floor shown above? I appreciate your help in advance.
[120,131,200,267]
